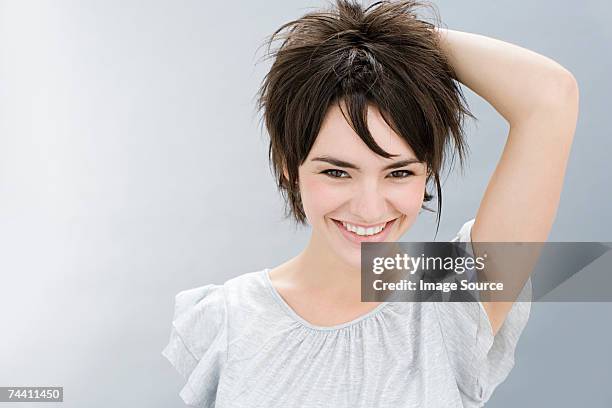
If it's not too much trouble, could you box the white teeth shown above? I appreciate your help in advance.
[341,221,386,236]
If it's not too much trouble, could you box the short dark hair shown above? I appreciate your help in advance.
[256,0,474,235]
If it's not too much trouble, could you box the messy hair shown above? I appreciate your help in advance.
[256,0,474,235]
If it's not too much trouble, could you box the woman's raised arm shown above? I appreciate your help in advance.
[434,28,579,334]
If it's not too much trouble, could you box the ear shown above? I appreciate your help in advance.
[282,165,298,188]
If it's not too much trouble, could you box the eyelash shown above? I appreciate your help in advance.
[321,169,414,179]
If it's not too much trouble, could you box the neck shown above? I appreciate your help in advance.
[287,229,363,304]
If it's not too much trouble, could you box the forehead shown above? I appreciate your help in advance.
[308,102,417,160]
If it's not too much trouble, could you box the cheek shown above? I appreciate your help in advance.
[299,176,346,222]
[388,179,426,215]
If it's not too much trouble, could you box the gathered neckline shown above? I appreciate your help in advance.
[261,268,390,331]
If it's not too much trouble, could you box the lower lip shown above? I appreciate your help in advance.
[332,218,397,246]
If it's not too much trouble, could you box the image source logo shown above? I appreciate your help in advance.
[360,241,612,303]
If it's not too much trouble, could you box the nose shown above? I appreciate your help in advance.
[348,178,389,223]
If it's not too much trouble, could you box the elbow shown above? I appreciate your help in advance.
[556,68,579,104]
[517,67,580,131]
[508,68,580,139]
[540,68,580,110]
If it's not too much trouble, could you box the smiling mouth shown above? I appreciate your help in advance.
[330,217,399,239]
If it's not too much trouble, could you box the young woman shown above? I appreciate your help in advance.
[162,1,579,407]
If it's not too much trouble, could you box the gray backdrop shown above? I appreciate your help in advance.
[0,0,610,407]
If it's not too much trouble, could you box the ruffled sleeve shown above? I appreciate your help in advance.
[161,284,228,407]
[435,218,532,406]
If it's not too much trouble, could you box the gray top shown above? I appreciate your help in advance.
[162,219,532,407]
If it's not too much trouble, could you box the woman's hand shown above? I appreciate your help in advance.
[433,27,579,334]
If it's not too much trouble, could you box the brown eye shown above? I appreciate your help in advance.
[388,170,414,178]
[321,169,350,178]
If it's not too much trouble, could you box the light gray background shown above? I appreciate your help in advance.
[0,0,610,407]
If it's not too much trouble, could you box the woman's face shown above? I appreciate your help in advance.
[298,102,428,271]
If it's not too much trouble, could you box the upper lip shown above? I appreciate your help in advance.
[332,218,397,228]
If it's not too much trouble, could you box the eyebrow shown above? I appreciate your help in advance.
[311,155,422,171]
